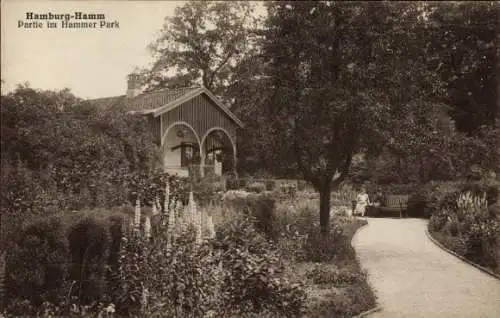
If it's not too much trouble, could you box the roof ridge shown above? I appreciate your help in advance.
[87,95,125,101]
[140,85,202,95]
[88,86,202,101]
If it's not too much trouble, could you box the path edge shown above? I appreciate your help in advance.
[352,305,383,318]
[350,219,384,318]
[425,228,500,281]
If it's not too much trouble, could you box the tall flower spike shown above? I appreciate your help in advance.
[167,199,176,247]
[152,199,158,216]
[206,214,215,239]
[129,216,135,232]
[164,182,170,214]
[190,195,201,244]
[144,216,152,240]
[168,194,176,213]
[135,198,141,228]
[188,191,195,225]
[178,199,185,233]
[155,196,161,214]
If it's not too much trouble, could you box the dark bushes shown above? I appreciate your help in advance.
[406,179,499,219]
[223,193,278,240]
[461,180,499,206]
[1,86,160,246]
[246,181,267,193]
[301,224,345,263]
[214,215,307,317]
[407,190,431,218]
[306,264,364,287]
[428,181,500,273]
[68,217,110,304]
[266,179,276,191]
[5,218,68,307]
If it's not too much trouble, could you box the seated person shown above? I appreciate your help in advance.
[372,189,384,207]
[366,189,384,216]
[355,187,371,217]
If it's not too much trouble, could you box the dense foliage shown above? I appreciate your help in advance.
[0,86,160,247]
[142,1,263,104]
[2,194,309,317]
[257,2,452,231]
[2,1,498,315]
[115,1,500,231]
[428,177,500,273]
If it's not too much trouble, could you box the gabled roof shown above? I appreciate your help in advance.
[88,86,244,128]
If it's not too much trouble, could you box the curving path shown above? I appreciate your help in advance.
[352,218,500,318]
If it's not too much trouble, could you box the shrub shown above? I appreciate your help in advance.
[331,183,358,206]
[488,204,500,218]
[306,264,364,287]
[407,189,432,218]
[301,222,345,263]
[246,182,266,193]
[213,215,307,317]
[461,218,499,269]
[426,181,464,216]
[265,179,275,191]
[225,174,240,190]
[107,215,124,267]
[0,161,61,245]
[67,217,110,304]
[429,210,449,232]
[5,217,68,308]
[238,178,248,189]
[222,193,278,240]
[430,189,500,272]
[308,282,376,318]
[112,226,224,317]
[191,175,223,206]
[297,180,307,191]
[274,199,318,260]
[380,183,418,195]
[113,213,307,317]
[280,183,297,199]
[445,215,460,236]
[461,179,499,206]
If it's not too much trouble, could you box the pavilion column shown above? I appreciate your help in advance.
[199,143,205,178]
[232,142,238,179]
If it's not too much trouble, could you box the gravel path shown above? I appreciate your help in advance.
[352,218,500,318]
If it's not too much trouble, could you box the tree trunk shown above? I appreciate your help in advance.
[319,182,332,234]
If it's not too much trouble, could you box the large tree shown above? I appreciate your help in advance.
[142,1,263,104]
[366,1,500,182]
[260,1,445,233]
[425,1,499,133]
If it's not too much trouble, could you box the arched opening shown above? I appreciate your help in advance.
[201,128,235,177]
[162,122,201,177]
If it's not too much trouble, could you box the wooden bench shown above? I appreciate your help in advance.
[379,195,409,218]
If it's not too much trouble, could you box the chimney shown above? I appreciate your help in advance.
[127,73,141,98]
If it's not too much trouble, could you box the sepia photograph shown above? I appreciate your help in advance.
[1,1,499,317]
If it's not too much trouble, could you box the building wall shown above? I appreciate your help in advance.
[159,94,237,149]
[146,92,240,176]
[163,123,198,171]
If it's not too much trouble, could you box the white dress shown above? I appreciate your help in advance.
[355,193,370,216]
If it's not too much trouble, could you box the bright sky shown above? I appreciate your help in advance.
[1,0,185,99]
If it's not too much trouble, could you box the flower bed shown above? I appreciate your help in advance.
[428,189,500,275]
[274,197,377,317]
[2,181,378,317]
